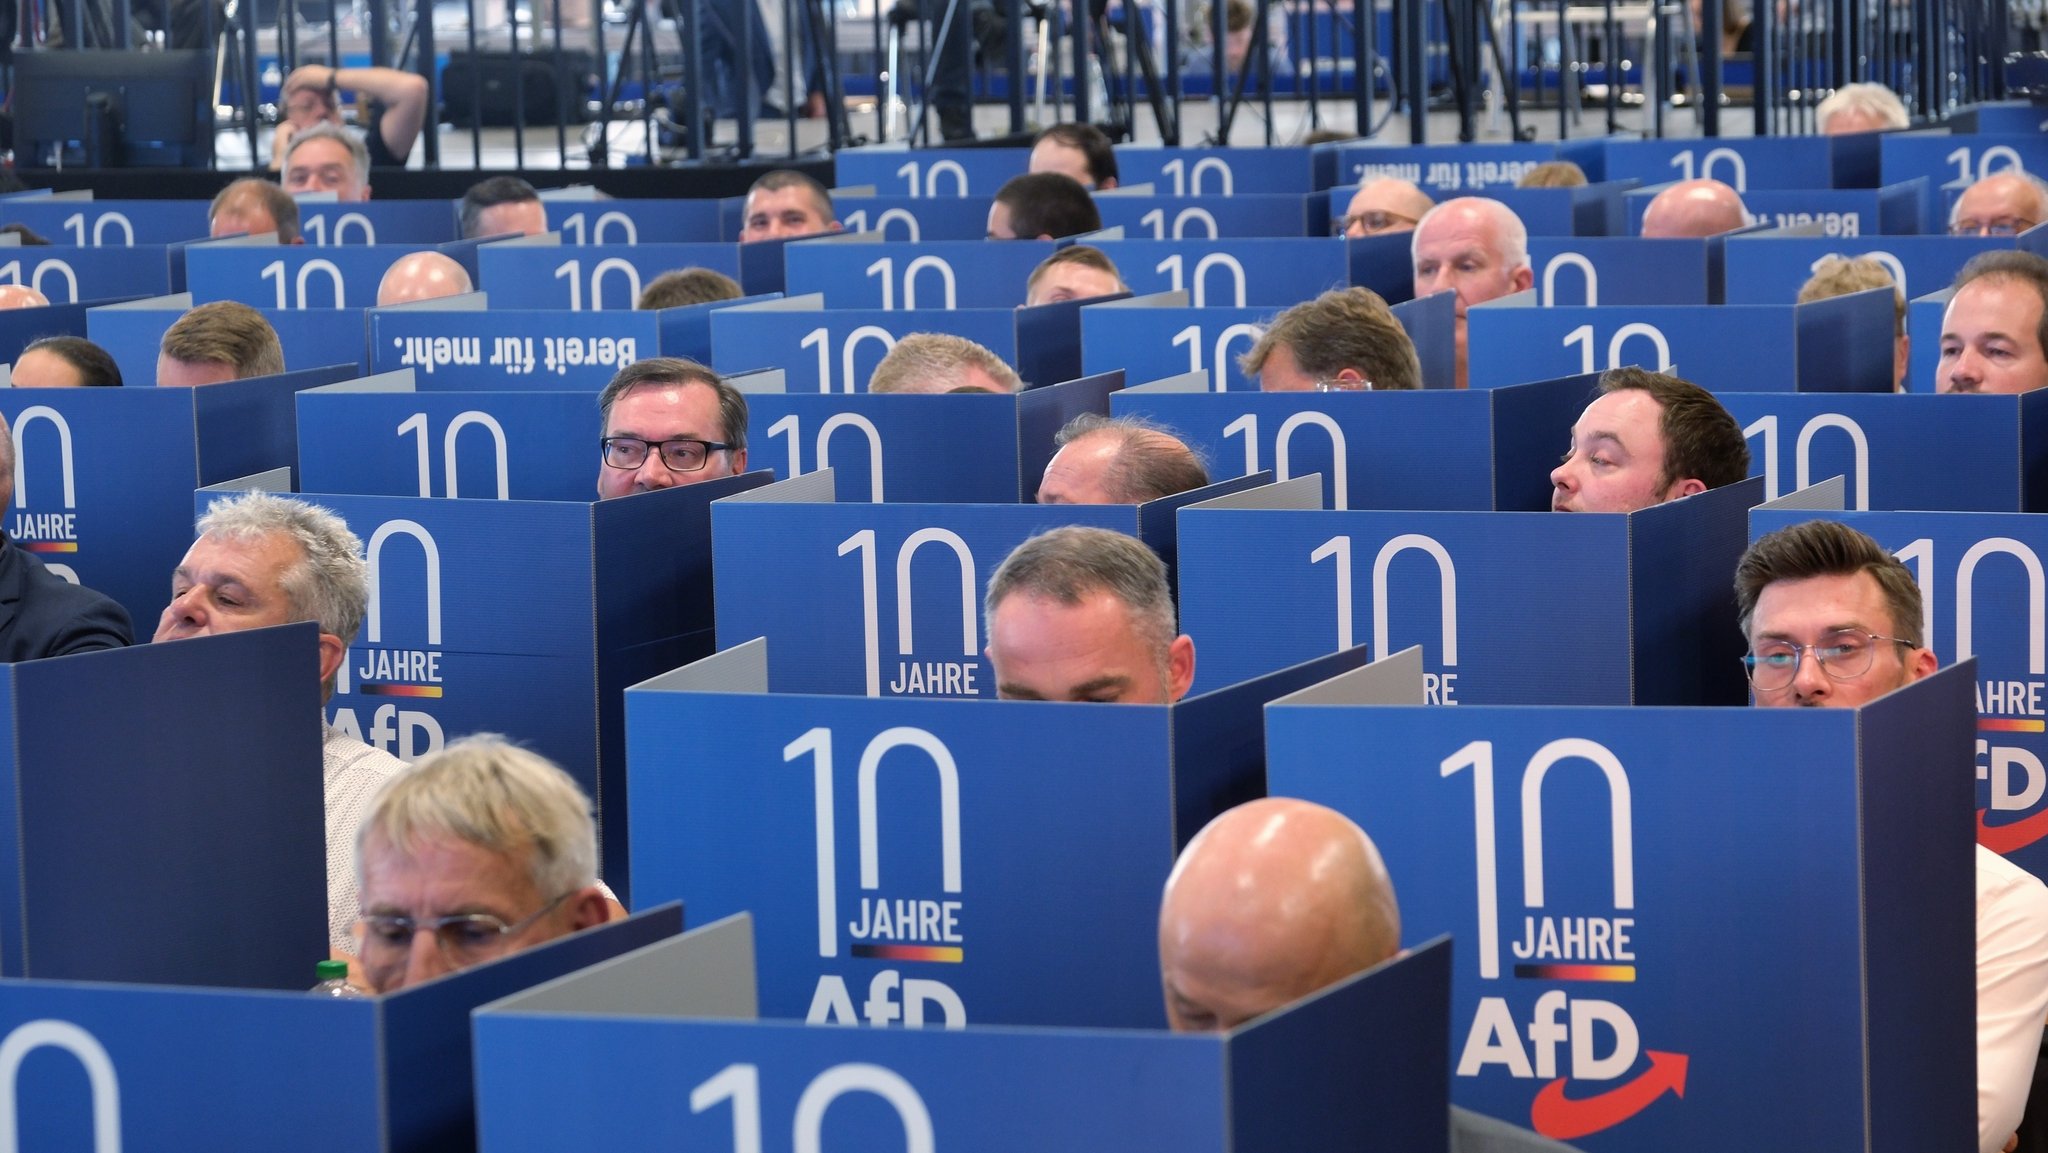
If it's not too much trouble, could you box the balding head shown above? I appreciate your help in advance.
[1038,413,1208,504]
[377,252,474,306]
[1341,177,1434,237]
[1159,797,1401,1032]
[0,285,48,310]
[1640,179,1748,238]
[1951,170,2048,237]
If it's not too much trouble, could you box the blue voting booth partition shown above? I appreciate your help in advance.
[0,247,173,303]
[186,245,434,309]
[1118,145,1320,194]
[0,295,143,366]
[0,198,210,245]
[834,146,1026,197]
[1906,285,1952,392]
[1088,238,1350,307]
[1093,193,1313,238]
[297,200,460,246]
[1721,390,2048,512]
[832,195,993,242]
[1948,101,2048,134]
[1111,373,1587,511]
[783,237,1054,309]
[1721,233,2008,304]
[1527,238,1712,305]
[1751,507,2048,884]
[1466,290,1897,392]
[0,626,321,986]
[1266,662,1978,1150]
[1340,141,1560,194]
[1079,289,1457,393]
[709,297,1021,391]
[1619,183,1927,238]
[624,636,1373,1028]
[473,915,1451,1152]
[87,295,369,384]
[206,468,771,902]
[1596,136,1839,191]
[296,379,601,500]
[542,198,725,244]
[1177,476,1764,703]
[0,368,335,627]
[0,906,680,1152]
[742,371,1118,504]
[1880,134,2048,230]
[712,471,1257,698]
[367,308,655,390]
[651,290,784,363]
[476,242,744,310]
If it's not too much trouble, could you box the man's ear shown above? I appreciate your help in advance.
[1511,264,1535,293]
[568,886,614,931]
[317,630,347,690]
[1334,366,1368,387]
[1167,634,1196,702]
[1668,476,1708,500]
[1907,644,1939,682]
[828,220,844,233]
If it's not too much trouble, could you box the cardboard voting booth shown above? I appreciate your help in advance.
[1596,136,1838,190]
[1117,145,1320,194]
[1620,183,1927,239]
[296,377,601,501]
[186,244,436,309]
[0,906,681,1152]
[1340,141,1560,193]
[542,198,724,244]
[88,294,369,384]
[1721,390,2048,511]
[1092,192,1312,238]
[782,237,1054,310]
[1466,290,1897,392]
[712,471,1260,698]
[624,638,1372,1028]
[1110,372,1587,512]
[297,200,461,245]
[0,246,173,302]
[709,297,1024,392]
[1751,505,2048,884]
[1880,134,2048,229]
[477,242,744,309]
[834,145,1028,197]
[0,197,209,245]
[206,467,771,901]
[0,626,322,986]
[741,371,1118,504]
[832,195,994,242]
[367,307,656,390]
[1088,238,1350,307]
[1525,237,1712,306]
[1721,232,2008,305]
[0,295,143,366]
[1265,656,1978,1150]
[473,914,1452,1151]
[1176,476,1765,703]
[0,369,334,628]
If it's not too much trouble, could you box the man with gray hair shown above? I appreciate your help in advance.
[153,491,394,958]
[1951,170,2048,238]
[1412,197,1533,390]
[281,122,373,202]
[983,526,1195,703]
[1815,82,1910,134]
[867,333,1026,394]
[1037,413,1209,504]
[354,734,614,992]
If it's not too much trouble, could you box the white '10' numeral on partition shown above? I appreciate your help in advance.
[692,1062,936,1153]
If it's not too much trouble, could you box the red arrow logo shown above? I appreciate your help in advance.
[1528,1050,1689,1140]
[1979,807,2048,855]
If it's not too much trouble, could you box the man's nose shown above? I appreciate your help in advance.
[1550,459,1577,491]
[401,930,454,988]
[1789,649,1832,700]
[634,453,676,491]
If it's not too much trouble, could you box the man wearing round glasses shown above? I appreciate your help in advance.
[354,734,614,992]
[595,358,749,500]
[1735,519,2048,1153]
[1336,176,1434,239]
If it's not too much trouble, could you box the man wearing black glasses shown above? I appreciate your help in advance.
[1735,519,2048,1153]
[595,358,750,500]
[354,734,614,993]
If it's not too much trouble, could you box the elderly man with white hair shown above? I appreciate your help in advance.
[1411,196,1534,389]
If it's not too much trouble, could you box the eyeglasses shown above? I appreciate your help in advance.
[600,436,734,473]
[1334,210,1419,237]
[1741,629,1916,692]
[1950,218,2038,237]
[357,891,573,967]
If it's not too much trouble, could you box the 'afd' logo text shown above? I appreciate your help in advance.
[1446,739,1689,1140]
[1897,536,2048,852]
[788,726,967,1029]
[329,518,446,759]
[9,407,81,583]
[840,528,981,698]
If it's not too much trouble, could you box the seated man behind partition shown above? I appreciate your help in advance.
[1412,197,1534,390]
[983,526,1194,703]
[1938,251,2048,395]
[868,333,1025,394]
[1550,368,1749,513]
[1160,797,1585,1151]
[1241,286,1422,392]
[354,734,614,992]
[1037,414,1208,505]
[1734,520,2048,1153]
[157,301,286,387]
[596,358,749,498]
[1639,179,1748,239]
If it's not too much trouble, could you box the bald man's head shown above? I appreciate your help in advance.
[1640,179,1748,238]
[377,252,474,306]
[0,285,49,310]
[1951,170,2048,237]
[1159,797,1401,1031]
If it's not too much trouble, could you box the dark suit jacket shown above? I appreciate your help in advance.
[0,535,132,661]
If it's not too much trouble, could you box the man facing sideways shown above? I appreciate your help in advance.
[1550,368,1750,512]
[1037,413,1208,505]
[1242,286,1422,392]
[1734,519,2048,1153]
